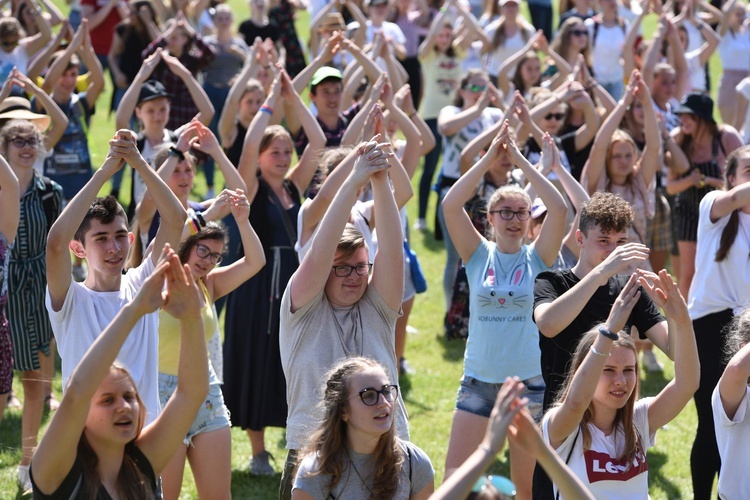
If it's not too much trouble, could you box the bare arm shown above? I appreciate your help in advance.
[77,23,106,106]
[718,342,750,420]
[709,167,750,220]
[22,0,53,54]
[42,19,86,94]
[0,155,19,242]
[418,6,449,59]
[161,52,215,126]
[219,47,257,148]
[717,0,738,36]
[115,50,162,130]
[188,121,246,191]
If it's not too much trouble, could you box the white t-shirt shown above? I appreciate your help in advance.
[483,22,534,77]
[439,106,504,179]
[712,384,750,500]
[736,77,750,143]
[586,19,628,83]
[0,40,31,82]
[46,258,161,424]
[718,29,750,72]
[686,49,706,93]
[542,398,655,499]
[133,130,173,206]
[688,190,750,319]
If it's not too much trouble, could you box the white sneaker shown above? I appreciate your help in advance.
[413,218,427,231]
[642,350,663,373]
[18,465,32,494]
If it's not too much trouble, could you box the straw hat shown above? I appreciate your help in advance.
[0,96,51,131]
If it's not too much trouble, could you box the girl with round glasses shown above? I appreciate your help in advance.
[441,123,566,498]
[292,356,434,499]
[156,192,265,499]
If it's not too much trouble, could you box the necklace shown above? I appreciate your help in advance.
[345,449,373,495]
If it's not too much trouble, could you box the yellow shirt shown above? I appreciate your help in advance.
[158,279,217,376]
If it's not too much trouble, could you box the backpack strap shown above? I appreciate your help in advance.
[40,176,58,233]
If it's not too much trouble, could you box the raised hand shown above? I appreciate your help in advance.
[161,251,202,320]
[597,242,650,282]
[540,132,556,175]
[139,48,163,80]
[227,189,251,221]
[508,407,546,458]
[352,135,393,185]
[131,255,170,316]
[638,269,690,323]
[605,272,641,333]
[362,103,384,142]
[394,84,415,115]
[108,129,143,168]
[481,378,527,454]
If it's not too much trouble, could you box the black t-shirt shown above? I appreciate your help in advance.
[30,443,156,499]
[238,19,279,45]
[533,270,664,410]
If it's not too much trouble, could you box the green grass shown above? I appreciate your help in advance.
[0,2,720,498]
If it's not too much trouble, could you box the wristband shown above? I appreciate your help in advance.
[195,212,207,227]
[479,443,493,456]
[168,146,185,161]
[590,345,611,357]
[598,326,619,341]
[260,105,274,115]
[186,217,199,235]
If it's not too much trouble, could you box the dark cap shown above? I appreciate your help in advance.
[674,93,715,124]
[138,80,173,104]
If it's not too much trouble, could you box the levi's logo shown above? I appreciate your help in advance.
[584,449,648,483]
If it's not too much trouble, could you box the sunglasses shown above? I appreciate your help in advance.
[195,243,223,265]
[352,384,399,406]
[1,39,19,49]
[489,209,531,221]
[332,263,373,277]
[10,137,39,148]
[570,30,589,37]
[544,112,566,121]
[464,83,488,93]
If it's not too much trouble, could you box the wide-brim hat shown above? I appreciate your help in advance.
[319,12,346,31]
[674,92,715,124]
[0,96,51,131]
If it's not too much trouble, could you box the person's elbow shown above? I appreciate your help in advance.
[46,222,69,256]
[534,313,559,338]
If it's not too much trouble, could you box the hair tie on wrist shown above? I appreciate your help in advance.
[598,326,619,341]
[259,105,274,115]
[195,212,207,228]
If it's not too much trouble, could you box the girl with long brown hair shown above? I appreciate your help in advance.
[292,357,434,499]
[543,270,699,498]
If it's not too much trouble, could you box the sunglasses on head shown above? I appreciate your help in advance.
[570,29,589,37]
[464,83,488,93]
[352,385,399,406]
[544,112,566,121]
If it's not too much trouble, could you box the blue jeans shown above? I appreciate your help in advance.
[456,375,545,422]
[419,118,442,220]
[600,80,625,102]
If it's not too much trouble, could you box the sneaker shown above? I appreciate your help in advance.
[413,218,427,231]
[399,357,415,376]
[45,394,60,411]
[249,451,275,476]
[206,187,215,199]
[7,392,21,409]
[72,263,87,282]
[17,465,32,494]
[642,350,663,373]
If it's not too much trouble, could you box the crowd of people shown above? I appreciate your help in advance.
[0,0,749,498]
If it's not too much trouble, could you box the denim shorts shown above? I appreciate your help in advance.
[158,366,231,446]
[456,374,545,423]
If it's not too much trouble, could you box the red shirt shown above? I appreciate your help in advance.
[82,0,122,56]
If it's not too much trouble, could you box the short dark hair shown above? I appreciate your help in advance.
[578,192,633,236]
[74,196,128,244]
[177,221,228,264]
[310,77,343,96]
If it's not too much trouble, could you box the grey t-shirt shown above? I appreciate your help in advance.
[279,283,408,450]
[293,440,434,499]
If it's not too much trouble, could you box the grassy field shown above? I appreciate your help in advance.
[0,1,721,498]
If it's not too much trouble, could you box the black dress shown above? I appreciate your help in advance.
[222,179,299,429]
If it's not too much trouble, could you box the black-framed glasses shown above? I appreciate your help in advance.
[570,29,589,37]
[464,83,488,93]
[195,243,223,264]
[489,209,531,221]
[10,137,39,148]
[332,263,373,277]
[544,112,566,121]
[352,385,399,406]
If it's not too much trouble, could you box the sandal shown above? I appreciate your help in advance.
[45,394,60,411]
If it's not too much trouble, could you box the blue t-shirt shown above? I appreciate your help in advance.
[464,239,549,382]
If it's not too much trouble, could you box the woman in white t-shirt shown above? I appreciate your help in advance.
[713,307,750,500]
[687,145,750,498]
[716,0,750,125]
[584,0,629,100]
[482,0,535,83]
[542,270,699,499]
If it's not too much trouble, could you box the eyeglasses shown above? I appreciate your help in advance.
[9,137,39,148]
[464,83,488,93]
[544,112,566,121]
[489,209,531,221]
[352,384,399,406]
[570,30,589,37]
[332,263,373,277]
[195,243,223,264]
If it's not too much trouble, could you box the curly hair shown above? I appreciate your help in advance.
[555,329,642,464]
[578,192,634,236]
[0,119,44,157]
[298,357,404,499]
[74,196,129,244]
